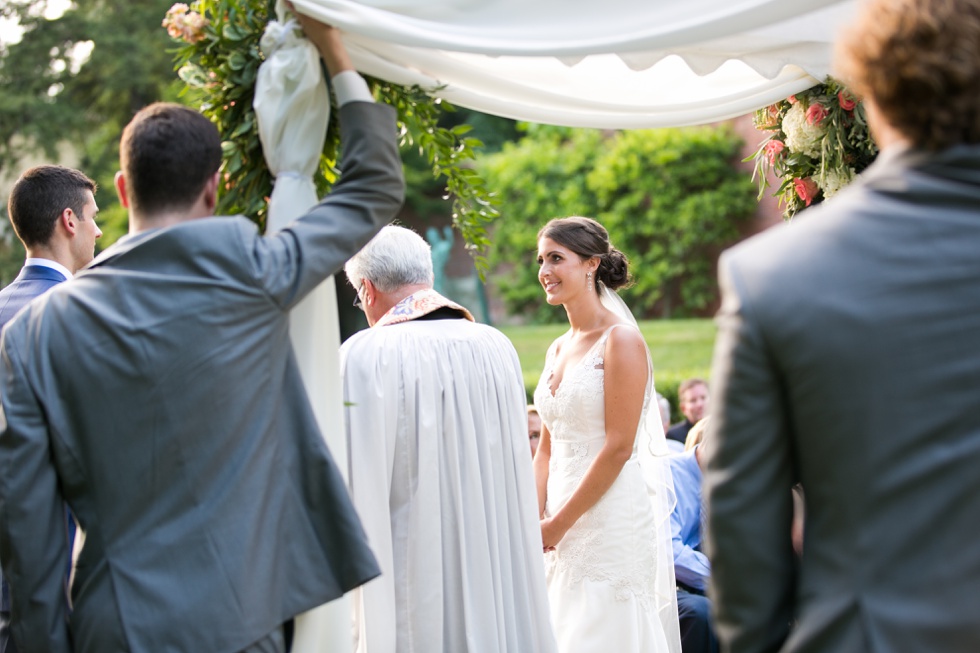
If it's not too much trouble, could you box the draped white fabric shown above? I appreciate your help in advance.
[253,6,352,652]
[289,0,857,128]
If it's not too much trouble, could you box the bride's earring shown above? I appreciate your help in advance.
[586,271,593,289]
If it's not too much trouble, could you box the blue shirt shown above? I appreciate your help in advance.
[669,446,710,591]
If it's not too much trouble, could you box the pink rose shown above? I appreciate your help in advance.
[787,95,798,104]
[794,177,820,207]
[806,103,829,126]
[764,139,785,165]
[162,3,208,44]
[766,104,781,126]
[837,90,857,112]
[757,104,781,128]
[181,12,207,43]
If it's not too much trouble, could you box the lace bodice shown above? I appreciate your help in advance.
[533,329,610,447]
[534,326,650,451]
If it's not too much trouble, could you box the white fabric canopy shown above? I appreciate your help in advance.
[290,0,857,128]
[253,2,861,651]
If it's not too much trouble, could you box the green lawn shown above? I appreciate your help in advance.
[499,318,717,409]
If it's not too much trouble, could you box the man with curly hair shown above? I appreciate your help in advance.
[706,0,980,651]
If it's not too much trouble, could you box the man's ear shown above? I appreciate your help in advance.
[203,171,220,212]
[362,278,376,306]
[59,207,78,236]
[114,171,130,209]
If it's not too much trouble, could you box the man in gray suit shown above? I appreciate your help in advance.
[0,15,403,653]
[705,0,980,652]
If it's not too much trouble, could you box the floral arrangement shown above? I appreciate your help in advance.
[748,78,878,219]
[162,1,498,271]
[162,3,208,43]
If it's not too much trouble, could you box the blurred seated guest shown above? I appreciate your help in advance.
[341,225,557,653]
[684,416,709,452]
[666,379,709,445]
[670,417,718,653]
[528,405,543,456]
[659,393,684,453]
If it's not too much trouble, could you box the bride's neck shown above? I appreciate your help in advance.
[563,293,607,334]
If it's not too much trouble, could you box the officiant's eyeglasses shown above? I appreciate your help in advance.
[353,283,365,309]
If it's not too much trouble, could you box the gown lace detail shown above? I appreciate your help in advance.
[534,327,671,653]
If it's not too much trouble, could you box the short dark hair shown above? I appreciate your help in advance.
[538,216,633,291]
[119,103,222,217]
[836,0,980,150]
[6,165,96,248]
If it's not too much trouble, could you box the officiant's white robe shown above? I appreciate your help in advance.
[340,309,557,653]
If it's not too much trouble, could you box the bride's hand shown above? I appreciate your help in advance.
[540,516,568,551]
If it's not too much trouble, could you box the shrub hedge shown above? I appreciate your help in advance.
[480,124,757,322]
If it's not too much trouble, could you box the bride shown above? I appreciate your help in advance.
[532,217,681,653]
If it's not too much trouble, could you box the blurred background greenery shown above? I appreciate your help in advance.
[501,318,715,418]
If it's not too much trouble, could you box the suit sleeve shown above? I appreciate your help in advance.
[0,328,72,653]
[704,252,796,653]
[250,101,405,309]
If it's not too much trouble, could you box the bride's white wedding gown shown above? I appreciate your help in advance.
[534,326,673,653]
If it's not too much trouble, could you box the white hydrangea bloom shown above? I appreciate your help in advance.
[818,167,856,198]
[782,103,825,158]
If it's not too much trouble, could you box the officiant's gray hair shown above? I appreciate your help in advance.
[345,225,434,293]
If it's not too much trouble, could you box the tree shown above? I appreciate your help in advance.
[1,0,182,249]
[481,124,757,322]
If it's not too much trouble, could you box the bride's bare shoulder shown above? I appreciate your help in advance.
[605,322,644,345]
[603,324,647,369]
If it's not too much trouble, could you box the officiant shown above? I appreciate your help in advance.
[340,225,558,653]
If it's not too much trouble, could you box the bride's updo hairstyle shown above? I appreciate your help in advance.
[538,216,633,292]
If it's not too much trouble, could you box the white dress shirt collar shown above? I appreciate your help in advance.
[25,257,73,280]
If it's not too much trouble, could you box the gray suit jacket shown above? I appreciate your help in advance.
[0,101,404,653]
[706,144,980,653]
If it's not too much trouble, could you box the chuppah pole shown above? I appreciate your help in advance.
[254,5,354,652]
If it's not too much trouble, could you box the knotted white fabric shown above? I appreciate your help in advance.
[255,11,329,220]
[287,0,856,127]
[253,4,352,652]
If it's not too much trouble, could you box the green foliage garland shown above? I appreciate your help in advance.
[164,1,498,270]
[747,77,878,218]
[481,124,756,323]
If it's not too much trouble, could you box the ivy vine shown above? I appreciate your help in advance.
[165,0,498,272]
